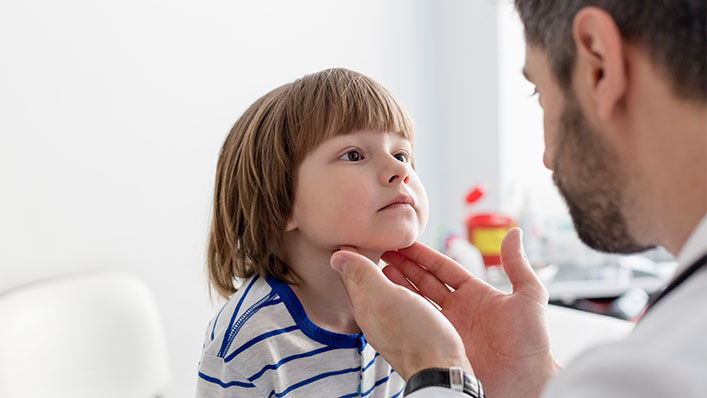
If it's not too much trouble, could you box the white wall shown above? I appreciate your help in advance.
[0,1,503,396]
[435,0,501,238]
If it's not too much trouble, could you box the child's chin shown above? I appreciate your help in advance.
[380,231,418,250]
[351,227,421,251]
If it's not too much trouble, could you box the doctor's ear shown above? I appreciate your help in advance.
[572,7,627,122]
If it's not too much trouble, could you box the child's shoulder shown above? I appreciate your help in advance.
[201,275,289,357]
[198,275,325,396]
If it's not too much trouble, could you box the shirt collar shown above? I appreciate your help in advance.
[675,213,707,275]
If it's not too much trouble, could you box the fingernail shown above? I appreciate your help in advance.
[331,253,348,274]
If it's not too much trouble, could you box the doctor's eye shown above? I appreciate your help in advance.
[340,150,363,162]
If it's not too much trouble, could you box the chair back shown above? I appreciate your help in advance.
[0,272,170,398]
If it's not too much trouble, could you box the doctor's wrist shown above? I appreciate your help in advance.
[400,355,473,382]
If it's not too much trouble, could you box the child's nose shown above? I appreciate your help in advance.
[388,174,410,184]
[384,161,410,185]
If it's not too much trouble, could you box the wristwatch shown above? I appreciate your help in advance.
[404,367,485,397]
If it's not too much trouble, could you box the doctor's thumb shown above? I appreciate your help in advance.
[500,228,546,297]
[331,249,383,294]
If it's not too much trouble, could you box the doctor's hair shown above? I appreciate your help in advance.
[207,68,413,298]
[515,0,706,102]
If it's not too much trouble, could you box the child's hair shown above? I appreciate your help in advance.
[207,68,414,298]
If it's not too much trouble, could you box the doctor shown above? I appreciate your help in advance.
[330,1,706,397]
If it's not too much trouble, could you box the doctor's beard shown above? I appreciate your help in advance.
[550,92,654,254]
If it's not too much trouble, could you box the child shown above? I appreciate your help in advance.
[197,68,429,397]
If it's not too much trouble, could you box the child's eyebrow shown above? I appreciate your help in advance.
[522,67,533,82]
[392,131,413,141]
[392,135,413,147]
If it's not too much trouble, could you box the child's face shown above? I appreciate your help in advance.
[287,129,428,252]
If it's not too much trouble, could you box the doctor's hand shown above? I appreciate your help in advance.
[330,246,472,381]
[382,228,561,398]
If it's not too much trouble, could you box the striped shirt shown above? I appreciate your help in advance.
[196,275,406,397]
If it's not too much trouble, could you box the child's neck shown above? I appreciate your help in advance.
[284,239,383,335]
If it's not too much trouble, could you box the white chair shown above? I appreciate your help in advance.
[0,271,170,398]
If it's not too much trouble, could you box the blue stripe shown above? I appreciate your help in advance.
[362,352,380,372]
[227,293,281,347]
[248,346,340,382]
[211,301,229,341]
[198,371,256,388]
[218,275,259,357]
[358,338,368,352]
[267,277,362,349]
[224,325,299,362]
[268,366,360,397]
[390,384,405,398]
[361,368,395,397]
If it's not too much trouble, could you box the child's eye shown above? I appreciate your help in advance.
[529,87,538,97]
[340,150,363,162]
[393,152,409,163]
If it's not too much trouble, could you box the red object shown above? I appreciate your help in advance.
[465,186,484,205]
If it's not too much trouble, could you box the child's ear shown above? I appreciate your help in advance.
[285,218,297,232]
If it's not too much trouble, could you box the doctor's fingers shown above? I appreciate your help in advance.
[383,251,451,306]
[381,264,417,292]
[382,265,442,310]
[394,241,474,290]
